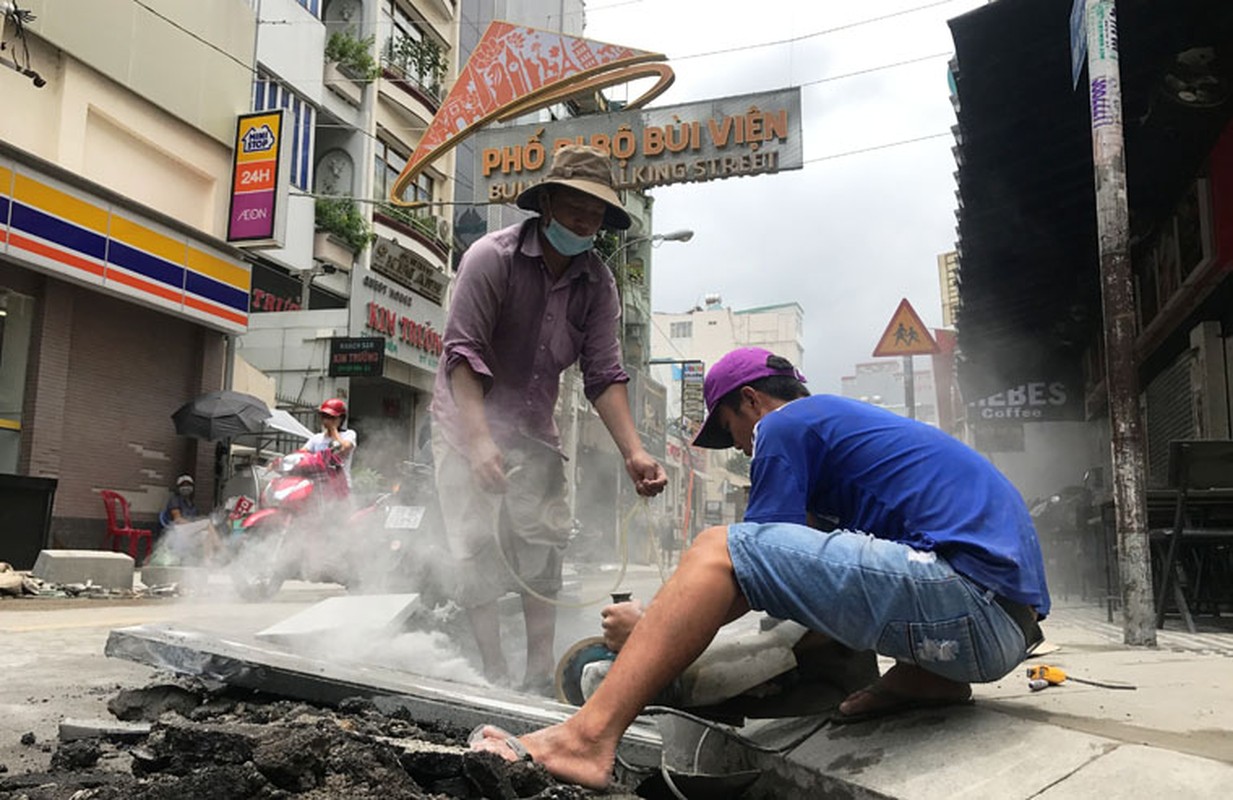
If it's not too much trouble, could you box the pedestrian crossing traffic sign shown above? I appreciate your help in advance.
[873,298,939,357]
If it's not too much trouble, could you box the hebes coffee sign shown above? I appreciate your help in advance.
[968,381,1082,422]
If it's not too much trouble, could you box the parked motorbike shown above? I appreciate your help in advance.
[1029,479,1104,601]
[345,460,449,604]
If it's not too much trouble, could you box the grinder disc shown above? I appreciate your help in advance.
[553,636,614,705]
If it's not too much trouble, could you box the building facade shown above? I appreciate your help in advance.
[937,250,959,329]
[839,361,938,425]
[0,0,256,554]
[235,0,459,480]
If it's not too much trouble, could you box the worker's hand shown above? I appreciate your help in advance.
[467,435,508,494]
[601,599,645,652]
[625,450,667,497]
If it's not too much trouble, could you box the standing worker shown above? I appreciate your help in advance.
[471,348,1049,787]
[432,144,667,693]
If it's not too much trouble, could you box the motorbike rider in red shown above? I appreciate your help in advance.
[301,398,357,496]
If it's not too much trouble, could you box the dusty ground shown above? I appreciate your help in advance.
[0,680,609,800]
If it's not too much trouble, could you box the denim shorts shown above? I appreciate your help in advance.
[727,522,1029,683]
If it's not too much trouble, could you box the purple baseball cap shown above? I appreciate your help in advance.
[692,347,808,449]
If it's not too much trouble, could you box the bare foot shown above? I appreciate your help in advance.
[471,720,616,790]
[838,662,971,717]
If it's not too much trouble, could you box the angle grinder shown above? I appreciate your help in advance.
[554,592,632,705]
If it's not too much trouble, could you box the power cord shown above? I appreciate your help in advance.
[492,494,657,608]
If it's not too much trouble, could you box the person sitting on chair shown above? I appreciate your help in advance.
[158,475,221,564]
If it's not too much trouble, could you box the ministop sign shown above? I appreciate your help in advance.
[872,299,939,357]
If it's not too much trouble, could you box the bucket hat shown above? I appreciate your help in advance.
[516,144,632,230]
[693,347,808,449]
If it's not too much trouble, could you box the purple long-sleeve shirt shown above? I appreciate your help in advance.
[431,219,629,452]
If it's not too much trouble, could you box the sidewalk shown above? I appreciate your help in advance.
[771,601,1233,798]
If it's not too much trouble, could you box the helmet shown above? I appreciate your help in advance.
[319,398,347,418]
[175,474,194,487]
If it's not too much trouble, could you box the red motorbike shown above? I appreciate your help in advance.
[228,446,352,600]
[228,449,445,602]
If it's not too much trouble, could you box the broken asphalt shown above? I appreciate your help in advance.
[3,566,1232,798]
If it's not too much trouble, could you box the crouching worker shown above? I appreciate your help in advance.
[471,347,1050,789]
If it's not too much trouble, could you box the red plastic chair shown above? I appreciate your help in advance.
[100,490,154,564]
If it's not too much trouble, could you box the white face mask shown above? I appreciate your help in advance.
[543,218,596,256]
[178,485,194,497]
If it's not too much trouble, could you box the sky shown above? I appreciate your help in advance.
[577,0,989,392]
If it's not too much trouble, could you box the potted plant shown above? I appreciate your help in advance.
[386,33,447,99]
[314,198,372,268]
[325,29,380,81]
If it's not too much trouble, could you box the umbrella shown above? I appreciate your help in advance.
[172,391,272,441]
[266,408,314,440]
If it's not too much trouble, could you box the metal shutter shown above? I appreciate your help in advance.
[1144,352,1196,486]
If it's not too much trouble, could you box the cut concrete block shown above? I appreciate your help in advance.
[255,594,423,648]
[31,550,133,591]
[59,718,152,742]
[139,566,209,594]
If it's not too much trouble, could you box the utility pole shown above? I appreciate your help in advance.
[902,356,916,420]
[1084,0,1155,646]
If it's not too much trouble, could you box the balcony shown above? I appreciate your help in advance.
[372,202,451,263]
[323,29,378,109]
[380,34,446,113]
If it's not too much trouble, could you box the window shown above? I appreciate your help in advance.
[375,139,432,206]
[296,0,320,16]
[670,321,692,339]
[381,0,447,97]
[0,289,34,473]
[252,72,315,191]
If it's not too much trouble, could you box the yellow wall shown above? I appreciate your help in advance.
[0,14,250,237]
[18,0,255,144]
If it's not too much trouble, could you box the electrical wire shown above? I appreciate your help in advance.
[136,0,963,103]
[639,705,831,755]
[489,492,657,609]
[803,131,953,164]
[670,0,966,62]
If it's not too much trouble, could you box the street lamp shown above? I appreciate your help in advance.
[652,229,694,243]
[601,228,696,267]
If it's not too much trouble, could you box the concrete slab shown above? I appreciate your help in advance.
[1036,745,1233,798]
[254,593,423,649]
[32,550,133,591]
[783,705,1117,800]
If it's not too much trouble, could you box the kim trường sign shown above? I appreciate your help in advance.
[328,337,385,377]
[227,110,290,248]
[473,88,803,203]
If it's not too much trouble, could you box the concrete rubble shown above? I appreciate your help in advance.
[0,563,204,600]
[1,677,619,799]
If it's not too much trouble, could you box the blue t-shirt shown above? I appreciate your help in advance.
[160,494,198,529]
[744,395,1051,615]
